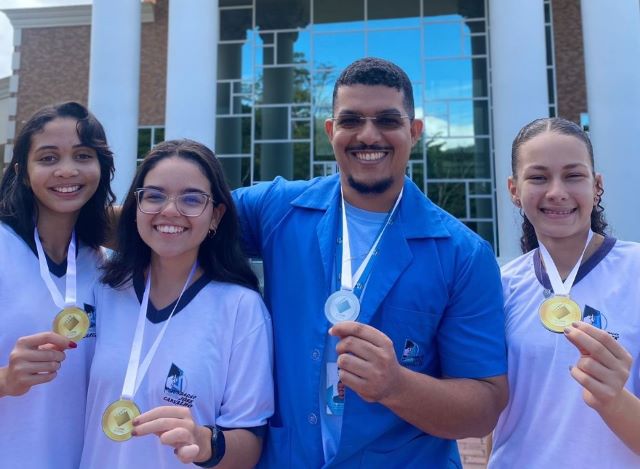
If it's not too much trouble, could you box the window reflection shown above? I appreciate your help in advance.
[213,0,496,247]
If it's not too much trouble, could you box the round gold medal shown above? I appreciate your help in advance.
[539,296,582,333]
[52,306,90,340]
[102,399,141,442]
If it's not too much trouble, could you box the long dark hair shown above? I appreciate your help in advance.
[102,139,259,292]
[0,101,115,248]
[511,117,607,253]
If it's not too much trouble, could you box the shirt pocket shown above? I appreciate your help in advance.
[376,305,441,374]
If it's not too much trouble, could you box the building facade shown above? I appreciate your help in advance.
[2,0,640,261]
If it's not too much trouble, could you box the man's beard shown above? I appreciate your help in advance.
[347,175,393,194]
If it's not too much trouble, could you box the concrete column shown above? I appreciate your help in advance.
[581,0,640,241]
[165,0,219,150]
[489,0,549,261]
[89,0,141,202]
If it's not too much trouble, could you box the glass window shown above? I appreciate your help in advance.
[426,137,490,179]
[424,21,464,57]
[368,0,419,21]
[137,128,151,159]
[219,157,251,189]
[256,67,310,104]
[216,116,251,154]
[255,107,290,140]
[253,142,295,181]
[256,0,310,30]
[469,196,493,218]
[423,0,484,19]
[220,0,252,6]
[468,181,492,195]
[427,182,466,217]
[220,8,252,41]
[314,0,364,26]
[293,142,311,179]
[313,32,365,71]
[425,57,487,100]
[367,29,422,81]
[313,107,334,161]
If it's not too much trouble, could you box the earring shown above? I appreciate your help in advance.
[208,226,217,238]
[514,199,522,208]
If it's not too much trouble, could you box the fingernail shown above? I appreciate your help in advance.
[328,327,334,334]
[571,322,580,327]
[131,430,137,436]
[563,327,571,334]
[68,341,77,349]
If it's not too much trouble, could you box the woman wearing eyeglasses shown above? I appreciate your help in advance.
[80,139,274,469]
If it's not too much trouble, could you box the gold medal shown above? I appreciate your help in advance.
[102,399,141,442]
[52,306,90,340]
[539,295,582,333]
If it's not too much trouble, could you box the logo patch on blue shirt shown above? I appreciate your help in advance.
[400,339,423,366]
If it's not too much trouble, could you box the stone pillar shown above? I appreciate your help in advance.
[89,0,141,201]
[489,0,549,261]
[165,0,219,150]
[581,0,640,241]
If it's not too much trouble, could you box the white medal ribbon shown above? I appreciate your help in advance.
[34,227,77,309]
[538,229,594,296]
[121,262,197,400]
[339,188,403,292]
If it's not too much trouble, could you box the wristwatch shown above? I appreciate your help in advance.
[194,425,226,468]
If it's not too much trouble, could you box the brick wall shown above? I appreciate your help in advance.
[552,0,588,124]
[15,0,169,133]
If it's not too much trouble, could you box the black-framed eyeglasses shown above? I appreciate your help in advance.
[331,112,411,131]
[134,188,213,217]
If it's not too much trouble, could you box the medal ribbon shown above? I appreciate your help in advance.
[338,188,403,298]
[34,227,77,308]
[121,262,197,400]
[538,229,594,296]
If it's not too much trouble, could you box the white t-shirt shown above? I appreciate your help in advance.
[0,222,102,469]
[80,274,274,469]
[490,238,640,469]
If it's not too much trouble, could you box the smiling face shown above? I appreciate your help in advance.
[26,117,101,226]
[509,131,601,247]
[325,84,423,211]
[136,156,226,265]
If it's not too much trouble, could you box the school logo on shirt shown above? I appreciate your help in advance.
[583,305,620,340]
[163,363,197,407]
[84,303,96,338]
[400,339,423,366]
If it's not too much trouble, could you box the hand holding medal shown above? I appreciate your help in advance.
[329,321,402,403]
[538,230,593,332]
[102,262,197,442]
[0,331,76,397]
[564,321,633,412]
[130,406,212,464]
